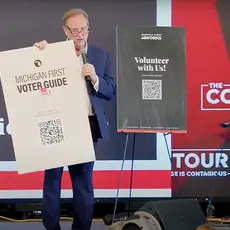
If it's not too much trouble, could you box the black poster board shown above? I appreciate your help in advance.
[116,25,186,133]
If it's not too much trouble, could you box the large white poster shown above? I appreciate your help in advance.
[0,40,95,174]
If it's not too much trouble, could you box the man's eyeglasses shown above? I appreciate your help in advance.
[65,25,89,36]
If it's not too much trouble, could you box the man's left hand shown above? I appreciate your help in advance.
[82,63,97,84]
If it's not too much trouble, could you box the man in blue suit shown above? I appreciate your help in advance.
[34,8,115,230]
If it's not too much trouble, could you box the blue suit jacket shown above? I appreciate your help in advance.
[86,44,115,140]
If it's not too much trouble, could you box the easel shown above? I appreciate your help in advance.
[112,24,186,225]
[112,130,173,223]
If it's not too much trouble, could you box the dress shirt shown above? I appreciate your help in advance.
[77,43,99,115]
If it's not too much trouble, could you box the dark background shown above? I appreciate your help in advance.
[0,0,157,162]
[216,0,230,58]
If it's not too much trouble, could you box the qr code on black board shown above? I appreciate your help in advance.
[142,79,162,100]
[38,119,64,146]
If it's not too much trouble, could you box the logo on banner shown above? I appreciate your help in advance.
[40,87,51,96]
[34,59,42,67]
[201,82,230,110]
[141,33,162,40]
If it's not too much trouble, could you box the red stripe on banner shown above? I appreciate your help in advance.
[118,129,187,133]
[0,170,171,190]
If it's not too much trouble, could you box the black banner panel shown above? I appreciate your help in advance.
[116,25,187,133]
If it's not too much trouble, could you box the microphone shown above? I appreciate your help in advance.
[80,48,91,81]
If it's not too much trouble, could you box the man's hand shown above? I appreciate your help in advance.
[33,40,48,50]
[82,63,97,84]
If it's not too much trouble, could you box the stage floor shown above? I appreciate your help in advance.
[0,221,108,230]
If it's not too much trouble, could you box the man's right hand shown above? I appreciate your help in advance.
[33,40,48,50]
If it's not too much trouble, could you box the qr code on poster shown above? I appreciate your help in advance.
[38,119,64,146]
[142,79,162,100]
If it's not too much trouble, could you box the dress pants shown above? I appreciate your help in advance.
[42,116,100,230]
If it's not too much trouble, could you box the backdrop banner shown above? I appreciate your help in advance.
[172,0,230,197]
[0,40,95,174]
[116,25,187,133]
